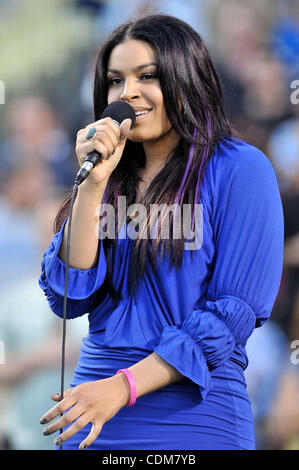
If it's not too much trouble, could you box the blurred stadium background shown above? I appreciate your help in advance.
[0,0,298,450]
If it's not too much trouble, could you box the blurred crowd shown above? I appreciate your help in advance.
[0,0,298,450]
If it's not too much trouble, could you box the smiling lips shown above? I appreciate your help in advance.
[134,108,153,121]
[134,108,153,116]
[135,109,151,116]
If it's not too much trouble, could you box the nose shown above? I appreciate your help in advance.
[119,78,140,101]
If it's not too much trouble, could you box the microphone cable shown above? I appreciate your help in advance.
[59,180,79,450]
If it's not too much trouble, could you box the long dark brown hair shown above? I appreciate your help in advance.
[54,14,240,300]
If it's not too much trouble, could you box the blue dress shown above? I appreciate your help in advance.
[39,137,284,450]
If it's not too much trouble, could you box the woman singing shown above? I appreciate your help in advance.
[39,14,284,450]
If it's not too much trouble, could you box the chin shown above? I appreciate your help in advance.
[128,130,155,143]
[127,134,145,143]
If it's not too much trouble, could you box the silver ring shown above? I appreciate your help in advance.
[86,127,96,140]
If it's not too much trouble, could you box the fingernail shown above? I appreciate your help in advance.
[54,437,62,446]
[79,443,86,450]
[43,428,50,436]
[40,417,47,425]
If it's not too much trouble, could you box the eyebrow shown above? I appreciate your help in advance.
[107,62,158,74]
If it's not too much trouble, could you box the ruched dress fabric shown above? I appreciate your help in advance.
[39,137,284,450]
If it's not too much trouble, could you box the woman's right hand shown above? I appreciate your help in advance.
[75,116,132,186]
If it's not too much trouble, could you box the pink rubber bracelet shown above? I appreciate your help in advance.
[116,369,137,406]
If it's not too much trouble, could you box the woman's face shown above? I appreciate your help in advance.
[107,39,174,144]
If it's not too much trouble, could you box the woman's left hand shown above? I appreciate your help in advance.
[40,374,130,449]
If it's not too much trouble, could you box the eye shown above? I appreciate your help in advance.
[107,77,123,86]
[140,73,158,81]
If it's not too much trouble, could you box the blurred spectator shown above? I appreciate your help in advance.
[246,318,299,450]
[210,1,293,151]
[265,365,299,450]
[241,52,291,126]
[268,109,299,195]
[241,51,293,151]
[0,156,52,287]
[0,275,88,450]
[0,95,78,287]
[0,196,89,449]
[211,1,265,122]
[0,95,76,189]
[270,0,299,81]
[244,320,295,449]
[266,102,299,343]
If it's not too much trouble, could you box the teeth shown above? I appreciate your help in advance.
[135,109,151,116]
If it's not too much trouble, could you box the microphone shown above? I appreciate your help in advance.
[75,101,136,185]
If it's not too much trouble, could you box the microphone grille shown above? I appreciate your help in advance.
[101,101,136,127]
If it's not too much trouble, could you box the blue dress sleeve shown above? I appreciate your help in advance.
[38,218,107,319]
[153,140,284,399]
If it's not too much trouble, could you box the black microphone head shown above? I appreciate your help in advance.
[101,101,136,128]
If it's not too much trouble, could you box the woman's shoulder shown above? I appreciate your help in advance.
[204,136,277,191]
